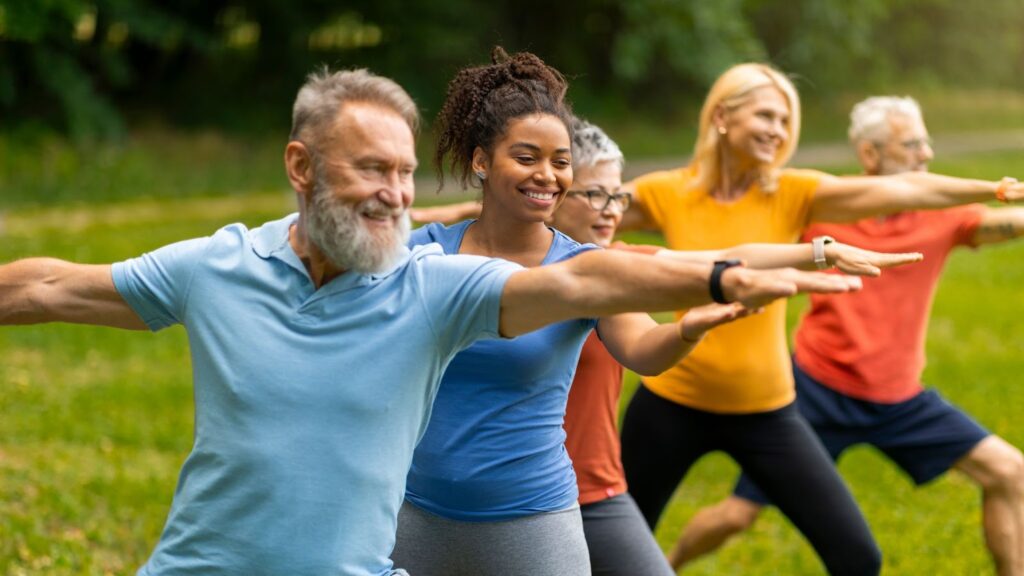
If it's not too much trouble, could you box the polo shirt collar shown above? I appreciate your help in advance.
[250,212,412,291]
[251,213,307,275]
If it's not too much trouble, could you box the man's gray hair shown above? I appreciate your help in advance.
[848,96,923,145]
[571,117,625,171]
[290,67,420,149]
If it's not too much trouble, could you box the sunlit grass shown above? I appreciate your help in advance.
[2,148,1022,574]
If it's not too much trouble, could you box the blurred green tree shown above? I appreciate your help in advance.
[0,0,1021,139]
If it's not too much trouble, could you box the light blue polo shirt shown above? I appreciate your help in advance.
[111,213,519,576]
[404,221,598,521]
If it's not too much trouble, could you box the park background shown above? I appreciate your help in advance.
[1,1,1023,573]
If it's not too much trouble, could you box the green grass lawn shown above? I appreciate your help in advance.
[2,150,1023,574]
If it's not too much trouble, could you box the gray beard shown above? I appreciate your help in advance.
[878,157,916,176]
[305,180,411,274]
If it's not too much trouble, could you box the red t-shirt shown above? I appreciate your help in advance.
[563,242,660,504]
[794,205,984,403]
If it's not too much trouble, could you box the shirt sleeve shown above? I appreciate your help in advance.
[778,168,825,231]
[553,241,600,263]
[111,237,212,331]
[632,170,675,232]
[950,204,987,248]
[412,250,523,354]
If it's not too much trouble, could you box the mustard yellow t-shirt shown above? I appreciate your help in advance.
[635,166,822,413]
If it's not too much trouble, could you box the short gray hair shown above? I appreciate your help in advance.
[848,96,923,145]
[571,117,624,171]
[290,67,420,149]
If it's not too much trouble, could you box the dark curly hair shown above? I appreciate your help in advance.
[434,47,574,190]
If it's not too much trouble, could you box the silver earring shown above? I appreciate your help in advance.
[475,171,486,180]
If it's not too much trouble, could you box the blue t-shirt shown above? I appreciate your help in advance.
[405,221,598,520]
[111,214,520,576]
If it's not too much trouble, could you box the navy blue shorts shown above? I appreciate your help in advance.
[734,359,990,505]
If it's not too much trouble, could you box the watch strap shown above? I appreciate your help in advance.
[710,259,743,304]
[812,236,835,270]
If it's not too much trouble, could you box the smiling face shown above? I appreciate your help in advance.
[549,160,624,247]
[304,102,418,272]
[719,86,791,168]
[474,113,573,223]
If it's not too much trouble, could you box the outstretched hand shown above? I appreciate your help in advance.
[826,242,923,277]
[722,266,862,310]
[998,177,1024,203]
[679,302,759,342]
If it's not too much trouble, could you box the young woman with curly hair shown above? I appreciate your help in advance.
[388,47,755,576]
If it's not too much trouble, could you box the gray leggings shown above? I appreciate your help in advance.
[390,500,591,576]
[581,493,674,576]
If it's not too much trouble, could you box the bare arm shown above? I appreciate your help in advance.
[498,250,861,337]
[410,201,482,225]
[655,242,923,277]
[809,172,1024,223]
[973,207,1024,246]
[0,258,146,329]
[596,303,752,375]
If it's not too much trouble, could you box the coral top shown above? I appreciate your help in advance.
[563,242,660,504]
[794,206,984,403]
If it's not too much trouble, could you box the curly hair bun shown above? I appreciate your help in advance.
[433,47,573,190]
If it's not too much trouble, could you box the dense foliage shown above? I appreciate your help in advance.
[2,0,1023,138]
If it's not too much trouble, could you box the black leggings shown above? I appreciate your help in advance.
[620,384,881,576]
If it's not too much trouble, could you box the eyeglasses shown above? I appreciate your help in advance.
[876,137,932,152]
[899,137,933,152]
[566,189,633,211]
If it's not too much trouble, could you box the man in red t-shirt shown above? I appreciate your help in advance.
[670,96,1024,575]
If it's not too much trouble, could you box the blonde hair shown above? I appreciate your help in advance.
[691,63,801,193]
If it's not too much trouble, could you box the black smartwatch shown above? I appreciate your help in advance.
[710,259,743,304]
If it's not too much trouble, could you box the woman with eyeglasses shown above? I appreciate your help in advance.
[555,118,927,575]
[615,62,1023,575]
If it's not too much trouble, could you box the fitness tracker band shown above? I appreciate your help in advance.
[812,235,835,270]
[710,259,743,304]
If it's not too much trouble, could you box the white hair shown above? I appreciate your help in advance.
[571,117,624,171]
[848,96,923,145]
[290,67,419,151]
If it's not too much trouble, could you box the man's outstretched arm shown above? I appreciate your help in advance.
[498,250,861,337]
[0,258,146,329]
[973,207,1024,245]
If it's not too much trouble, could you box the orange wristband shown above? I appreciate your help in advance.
[996,177,1016,203]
